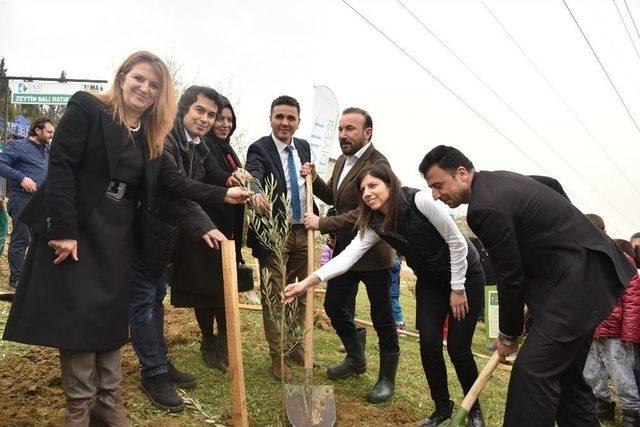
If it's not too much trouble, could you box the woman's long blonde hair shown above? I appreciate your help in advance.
[95,51,176,159]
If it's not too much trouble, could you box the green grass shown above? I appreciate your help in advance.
[0,274,625,426]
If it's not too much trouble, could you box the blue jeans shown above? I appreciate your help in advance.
[391,297,404,324]
[390,269,403,324]
[129,265,169,378]
[7,195,30,284]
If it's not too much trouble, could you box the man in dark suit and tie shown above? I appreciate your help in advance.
[245,95,316,381]
[301,107,399,403]
[420,145,635,426]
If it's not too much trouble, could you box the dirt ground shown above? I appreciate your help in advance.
[0,242,426,426]
[0,305,201,427]
[0,302,422,427]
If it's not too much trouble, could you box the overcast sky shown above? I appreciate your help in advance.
[2,0,640,237]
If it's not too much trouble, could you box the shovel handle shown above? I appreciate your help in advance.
[304,174,315,370]
[460,350,500,411]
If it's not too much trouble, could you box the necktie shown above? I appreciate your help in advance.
[285,145,301,221]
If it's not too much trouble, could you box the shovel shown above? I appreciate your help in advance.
[285,174,336,427]
[440,306,528,426]
[438,351,500,426]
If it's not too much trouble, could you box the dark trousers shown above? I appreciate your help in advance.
[324,268,399,353]
[504,327,598,427]
[128,265,169,378]
[416,272,484,407]
[195,305,226,338]
[7,196,30,284]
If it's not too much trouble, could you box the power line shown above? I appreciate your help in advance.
[623,0,640,41]
[562,0,640,137]
[613,0,640,62]
[340,1,548,172]
[390,0,638,229]
[481,1,640,225]
[340,0,611,226]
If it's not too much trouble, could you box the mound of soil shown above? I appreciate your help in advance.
[0,304,202,427]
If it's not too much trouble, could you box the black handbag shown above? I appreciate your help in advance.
[237,262,254,292]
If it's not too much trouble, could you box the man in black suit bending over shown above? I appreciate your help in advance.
[420,145,635,426]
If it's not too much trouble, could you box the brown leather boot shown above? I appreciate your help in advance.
[64,398,91,427]
[90,394,129,427]
[271,357,292,381]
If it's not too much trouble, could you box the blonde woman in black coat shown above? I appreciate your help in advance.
[3,51,176,426]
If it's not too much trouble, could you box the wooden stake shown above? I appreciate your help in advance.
[222,240,248,427]
[304,174,315,370]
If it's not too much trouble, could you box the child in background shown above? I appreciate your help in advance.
[320,234,336,267]
[583,238,640,426]
[390,256,405,332]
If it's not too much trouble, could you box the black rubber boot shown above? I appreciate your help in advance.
[467,402,485,427]
[140,374,184,412]
[622,408,640,427]
[201,335,226,372]
[366,351,400,403]
[420,400,454,426]
[167,361,197,389]
[596,398,615,421]
[327,328,367,380]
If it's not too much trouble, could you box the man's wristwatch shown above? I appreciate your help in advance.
[451,289,465,295]
[498,332,516,346]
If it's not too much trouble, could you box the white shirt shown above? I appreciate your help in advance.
[184,128,201,145]
[337,141,371,189]
[272,134,307,222]
[315,190,469,290]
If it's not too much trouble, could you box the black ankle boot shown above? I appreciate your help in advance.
[366,351,400,403]
[467,403,485,427]
[201,335,226,372]
[420,400,454,427]
[596,398,615,421]
[622,408,640,427]
[167,361,197,389]
[140,373,184,412]
[327,328,367,380]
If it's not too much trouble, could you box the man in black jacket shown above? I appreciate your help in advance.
[245,95,317,381]
[420,145,636,426]
[129,86,249,411]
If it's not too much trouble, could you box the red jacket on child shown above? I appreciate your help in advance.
[594,255,640,343]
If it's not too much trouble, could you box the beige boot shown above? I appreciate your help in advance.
[64,398,91,427]
[89,394,129,427]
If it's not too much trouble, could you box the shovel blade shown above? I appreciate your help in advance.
[437,408,469,427]
[285,384,336,427]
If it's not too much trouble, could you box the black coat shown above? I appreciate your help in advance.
[162,121,232,306]
[204,135,244,259]
[467,171,635,341]
[244,135,318,260]
[133,120,233,272]
[3,91,162,350]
